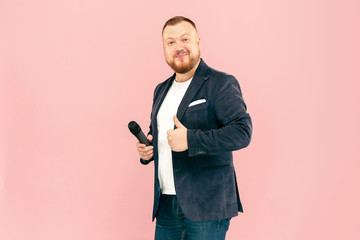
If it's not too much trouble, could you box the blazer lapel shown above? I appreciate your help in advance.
[176,59,210,122]
[153,74,175,121]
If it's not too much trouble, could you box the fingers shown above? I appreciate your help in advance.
[167,129,175,150]
[135,134,153,160]
[136,142,153,152]
[167,119,188,152]
[136,142,153,160]
[173,115,184,128]
[140,149,153,160]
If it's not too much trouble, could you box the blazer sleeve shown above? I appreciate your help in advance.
[140,83,162,165]
[139,122,154,164]
[187,75,252,157]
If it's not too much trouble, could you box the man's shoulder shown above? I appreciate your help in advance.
[153,74,174,96]
[202,62,242,97]
[209,66,232,79]
[205,64,238,87]
[200,60,236,81]
[159,74,174,87]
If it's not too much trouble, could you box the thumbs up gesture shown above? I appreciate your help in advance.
[167,115,188,152]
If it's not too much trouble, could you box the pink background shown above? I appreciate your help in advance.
[1,0,360,239]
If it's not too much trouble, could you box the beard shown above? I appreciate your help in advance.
[166,50,200,74]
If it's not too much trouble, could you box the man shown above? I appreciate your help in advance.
[136,16,252,240]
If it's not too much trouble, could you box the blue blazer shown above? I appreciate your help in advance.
[142,59,252,221]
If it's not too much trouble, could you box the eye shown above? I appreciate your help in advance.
[183,38,189,42]
[168,41,174,45]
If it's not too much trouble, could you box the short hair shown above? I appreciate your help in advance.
[162,16,197,34]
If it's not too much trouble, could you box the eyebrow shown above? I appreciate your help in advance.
[165,33,190,41]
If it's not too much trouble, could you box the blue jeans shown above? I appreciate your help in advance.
[155,195,231,240]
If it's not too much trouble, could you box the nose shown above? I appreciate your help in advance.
[175,40,185,52]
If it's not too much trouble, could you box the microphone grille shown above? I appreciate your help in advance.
[128,121,141,135]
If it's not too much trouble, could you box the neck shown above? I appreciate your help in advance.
[175,59,201,83]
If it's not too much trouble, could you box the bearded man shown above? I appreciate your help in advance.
[135,16,252,240]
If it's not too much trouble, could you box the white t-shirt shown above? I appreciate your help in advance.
[156,78,192,195]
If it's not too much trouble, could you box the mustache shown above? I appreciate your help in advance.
[174,50,189,57]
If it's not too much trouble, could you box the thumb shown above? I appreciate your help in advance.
[147,134,153,143]
[173,115,184,129]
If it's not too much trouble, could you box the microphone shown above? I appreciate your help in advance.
[128,121,151,146]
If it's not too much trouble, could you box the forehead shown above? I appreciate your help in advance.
[162,21,198,40]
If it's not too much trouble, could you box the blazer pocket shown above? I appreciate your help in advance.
[189,99,206,107]
[199,164,230,169]
[187,102,208,112]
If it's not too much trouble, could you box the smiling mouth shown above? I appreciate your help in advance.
[175,53,188,59]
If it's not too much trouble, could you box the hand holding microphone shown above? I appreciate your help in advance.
[128,121,154,161]
[136,135,153,161]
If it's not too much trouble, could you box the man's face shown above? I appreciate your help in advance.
[162,21,201,74]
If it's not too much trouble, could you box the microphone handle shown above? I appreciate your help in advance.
[135,131,151,146]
